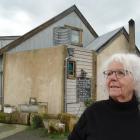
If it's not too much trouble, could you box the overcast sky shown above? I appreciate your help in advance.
[0,0,140,47]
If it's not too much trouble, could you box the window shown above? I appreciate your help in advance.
[71,30,80,44]
[65,25,83,47]
[67,60,76,79]
[53,26,71,45]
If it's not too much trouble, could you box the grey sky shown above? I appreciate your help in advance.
[0,0,140,47]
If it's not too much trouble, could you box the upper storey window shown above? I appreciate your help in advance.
[53,25,83,47]
[65,25,83,47]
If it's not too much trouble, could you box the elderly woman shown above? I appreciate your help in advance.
[68,53,140,140]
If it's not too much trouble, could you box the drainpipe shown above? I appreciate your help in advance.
[64,57,69,112]
[129,19,135,53]
[0,54,4,111]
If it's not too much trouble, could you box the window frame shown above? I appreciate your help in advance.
[67,60,76,79]
[65,25,83,47]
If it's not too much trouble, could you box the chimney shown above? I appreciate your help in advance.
[129,19,135,53]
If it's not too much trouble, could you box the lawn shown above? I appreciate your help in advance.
[26,128,69,140]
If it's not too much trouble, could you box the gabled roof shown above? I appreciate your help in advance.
[0,5,98,55]
[86,27,129,53]
[0,36,20,40]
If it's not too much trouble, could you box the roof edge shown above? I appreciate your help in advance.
[0,5,98,55]
[73,5,98,37]
[96,27,128,53]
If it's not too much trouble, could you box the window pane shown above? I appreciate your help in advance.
[68,62,73,71]
[67,61,76,79]
[68,62,74,75]
[71,30,80,44]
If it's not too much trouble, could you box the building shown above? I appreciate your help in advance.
[0,5,138,115]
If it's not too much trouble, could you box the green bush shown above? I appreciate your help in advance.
[84,98,94,107]
[31,115,43,129]
[0,112,6,122]
[58,113,78,132]
[0,112,12,123]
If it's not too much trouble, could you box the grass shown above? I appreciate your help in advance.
[25,127,69,140]
[47,132,68,140]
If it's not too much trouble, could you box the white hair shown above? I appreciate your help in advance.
[100,53,140,101]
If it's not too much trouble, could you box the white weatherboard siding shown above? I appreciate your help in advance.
[66,47,93,115]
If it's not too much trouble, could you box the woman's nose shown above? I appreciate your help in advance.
[109,72,118,80]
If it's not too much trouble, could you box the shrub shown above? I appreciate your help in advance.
[39,113,48,119]
[58,113,78,132]
[46,119,66,134]
[31,115,44,129]
[84,98,94,107]
[0,112,6,122]
[0,112,12,123]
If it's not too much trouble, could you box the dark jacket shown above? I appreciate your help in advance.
[68,95,140,140]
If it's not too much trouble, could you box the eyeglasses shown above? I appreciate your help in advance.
[103,69,131,79]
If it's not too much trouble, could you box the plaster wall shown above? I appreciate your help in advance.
[4,46,66,114]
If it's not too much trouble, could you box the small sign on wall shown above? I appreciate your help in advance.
[76,78,91,102]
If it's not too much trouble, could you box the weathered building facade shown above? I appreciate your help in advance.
[0,5,97,115]
[0,5,139,115]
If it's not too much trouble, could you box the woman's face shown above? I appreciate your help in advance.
[105,61,134,102]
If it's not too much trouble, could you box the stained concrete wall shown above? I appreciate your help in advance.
[3,45,66,114]
[96,34,129,100]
